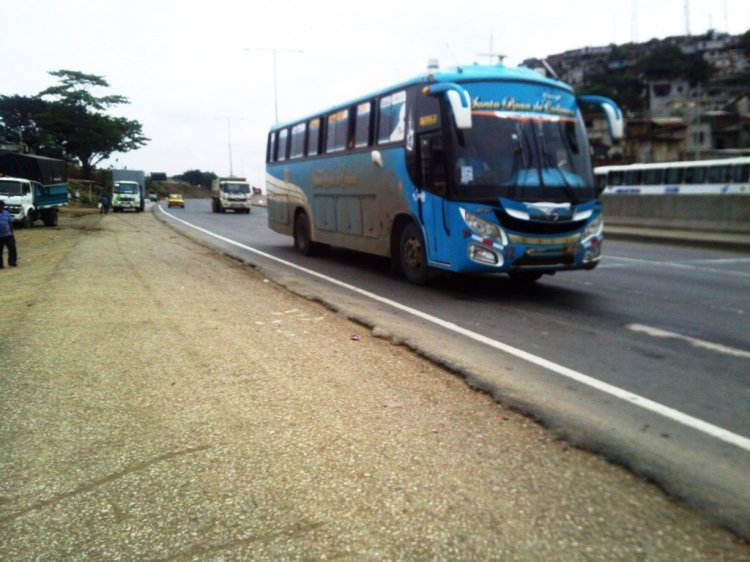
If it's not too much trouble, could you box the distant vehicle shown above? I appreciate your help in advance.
[112,169,145,212]
[594,157,750,195]
[211,177,252,213]
[167,193,185,208]
[148,192,158,202]
[266,64,623,284]
[0,153,68,227]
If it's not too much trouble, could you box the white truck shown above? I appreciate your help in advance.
[0,153,68,227]
[211,177,252,213]
[112,169,145,212]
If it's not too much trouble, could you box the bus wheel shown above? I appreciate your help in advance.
[399,222,429,285]
[294,212,314,255]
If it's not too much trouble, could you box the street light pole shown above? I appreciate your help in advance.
[214,117,243,176]
[245,47,303,123]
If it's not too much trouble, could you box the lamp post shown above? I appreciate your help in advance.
[245,47,303,123]
[214,117,244,176]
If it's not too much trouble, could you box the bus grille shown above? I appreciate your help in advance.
[495,210,586,235]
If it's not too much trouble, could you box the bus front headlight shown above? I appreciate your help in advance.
[461,209,506,244]
[581,214,603,243]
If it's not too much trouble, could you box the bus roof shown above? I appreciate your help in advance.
[271,64,572,131]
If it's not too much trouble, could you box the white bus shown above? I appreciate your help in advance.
[595,157,750,195]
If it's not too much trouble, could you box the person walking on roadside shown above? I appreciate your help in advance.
[99,193,110,215]
[0,200,18,268]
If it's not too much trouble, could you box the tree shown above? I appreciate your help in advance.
[0,94,48,150]
[35,70,148,177]
[638,45,712,86]
[175,169,217,188]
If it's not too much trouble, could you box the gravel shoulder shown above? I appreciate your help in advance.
[1,208,748,561]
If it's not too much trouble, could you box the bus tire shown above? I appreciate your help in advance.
[294,212,314,256]
[399,222,429,285]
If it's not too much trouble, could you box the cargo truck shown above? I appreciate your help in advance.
[211,177,252,213]
[112,169,145,212]
[0,153,68,227]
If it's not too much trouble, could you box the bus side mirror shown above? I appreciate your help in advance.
[447,90,472,130]
[577,95,624,141]
[423,83,472,130]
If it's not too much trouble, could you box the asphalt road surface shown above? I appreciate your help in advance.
[157,199,750,537]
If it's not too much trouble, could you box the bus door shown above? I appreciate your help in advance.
[418,133,452,265]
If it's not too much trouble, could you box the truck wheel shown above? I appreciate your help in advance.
[42,208,58,227]
[399,222,430,285]
[24,212,33,229]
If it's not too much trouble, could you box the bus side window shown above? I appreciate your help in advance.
[609,171,623,186]
[378,91,406,144]
[354,101,372,148]
[290,123,306,159]
[643,169,664,185]
[277,129,289,162]
[308,118,321,157]
[326,109,348,153]
[267,132,277,163]
[732,165,749,183]
[685,166,706,184]
[707,165,729,183]
[595,173,607,194]
[624,170,641,185]
[665,168,683,184]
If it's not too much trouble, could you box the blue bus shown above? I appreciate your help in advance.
[266,64,623,284]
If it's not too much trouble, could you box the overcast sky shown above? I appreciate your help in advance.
[3,0,749,186]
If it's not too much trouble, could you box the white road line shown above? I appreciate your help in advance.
[689,258,750,265]
[628,323,750,359]
[159,207,750,452]
[606,255,750,278]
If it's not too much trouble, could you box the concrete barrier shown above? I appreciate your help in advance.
[602,194,750,234]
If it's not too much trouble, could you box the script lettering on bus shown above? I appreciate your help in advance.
[471,96,575,117]
[312,167,359,187]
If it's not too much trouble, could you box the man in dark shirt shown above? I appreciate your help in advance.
[0,200,18,268]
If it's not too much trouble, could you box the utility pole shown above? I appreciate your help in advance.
[214,117,244,176]
[245,47,303,123]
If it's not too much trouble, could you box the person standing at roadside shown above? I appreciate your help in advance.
[0,200,18,268]
[99,193,110,215]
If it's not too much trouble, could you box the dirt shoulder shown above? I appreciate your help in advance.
[1,208,748,561]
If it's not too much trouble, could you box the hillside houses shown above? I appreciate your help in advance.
[523,30,750,163]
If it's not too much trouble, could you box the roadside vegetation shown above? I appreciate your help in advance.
[1,70,220,209]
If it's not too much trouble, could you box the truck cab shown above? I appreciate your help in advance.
[112,181,143,212]
[0,176,64,227]
[211,177,252,213]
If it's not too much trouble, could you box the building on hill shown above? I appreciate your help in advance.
[523,30,750,163]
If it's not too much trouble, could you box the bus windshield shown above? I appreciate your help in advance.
[449,93,594,203]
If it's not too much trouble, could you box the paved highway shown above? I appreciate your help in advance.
[156,199,750,536]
